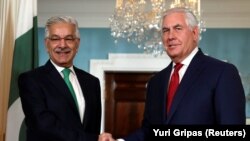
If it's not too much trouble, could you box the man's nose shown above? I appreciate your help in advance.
[58,38,67,46]
[168,30,176,39]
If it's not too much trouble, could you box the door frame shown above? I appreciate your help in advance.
[90,53,171,132]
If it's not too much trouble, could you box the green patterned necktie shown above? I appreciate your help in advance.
[62,68,79,110]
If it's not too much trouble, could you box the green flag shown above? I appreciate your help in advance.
[6,0,38,141]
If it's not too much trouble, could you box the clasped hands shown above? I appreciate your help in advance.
[98,132,116,141]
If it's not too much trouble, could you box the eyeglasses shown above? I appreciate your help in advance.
[47,35,78,44]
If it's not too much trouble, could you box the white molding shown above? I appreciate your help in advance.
[90,53,171,132]
[247,118,250,125]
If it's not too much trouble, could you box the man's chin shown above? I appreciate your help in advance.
[53,60,70,67]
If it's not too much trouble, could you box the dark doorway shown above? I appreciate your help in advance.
[104,71,156,138]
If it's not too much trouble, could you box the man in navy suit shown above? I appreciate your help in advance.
[18,16,101,141]
[99,7,246,141]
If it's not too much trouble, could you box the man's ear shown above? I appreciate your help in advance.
[193,26,200,41]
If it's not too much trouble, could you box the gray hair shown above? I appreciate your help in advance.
[44,16,80,38]
[161,7,199,31]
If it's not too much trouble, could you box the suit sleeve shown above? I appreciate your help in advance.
[214,64,246,124]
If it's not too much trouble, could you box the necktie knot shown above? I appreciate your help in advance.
[174,63,183,73]
[62,68,71,78]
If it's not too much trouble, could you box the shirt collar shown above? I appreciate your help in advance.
[173,47,199,67]
[50,60,76,76]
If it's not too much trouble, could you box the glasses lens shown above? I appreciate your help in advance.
[48,35,76,44]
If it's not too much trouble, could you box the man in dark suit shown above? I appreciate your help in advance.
[99,7,246,141]
[18,16,101,141]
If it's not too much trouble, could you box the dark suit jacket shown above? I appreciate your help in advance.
[18,60,101,141]
[124,49,246,141]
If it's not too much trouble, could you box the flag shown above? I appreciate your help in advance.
[5,0,38,141]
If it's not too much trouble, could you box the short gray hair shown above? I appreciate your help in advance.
[44,16,80,38]
[161,7,199,31]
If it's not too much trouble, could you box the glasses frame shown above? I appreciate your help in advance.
[47,35,79,44]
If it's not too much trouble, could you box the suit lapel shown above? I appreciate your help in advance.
[73,67,89,126]
[74,68,86,98]
[74,67,97,128]
[44,61,80,117]
[166,50,206,123]
[160,63,173,121]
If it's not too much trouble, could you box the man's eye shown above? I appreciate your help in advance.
[65,38,74,41]
[175,27,182,30]
[162,28,169,33]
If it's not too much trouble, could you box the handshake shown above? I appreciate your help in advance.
[98,132,124,141]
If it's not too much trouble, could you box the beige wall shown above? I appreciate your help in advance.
[38,0,250,28]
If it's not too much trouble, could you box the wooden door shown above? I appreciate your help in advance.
[104,72,155,138]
